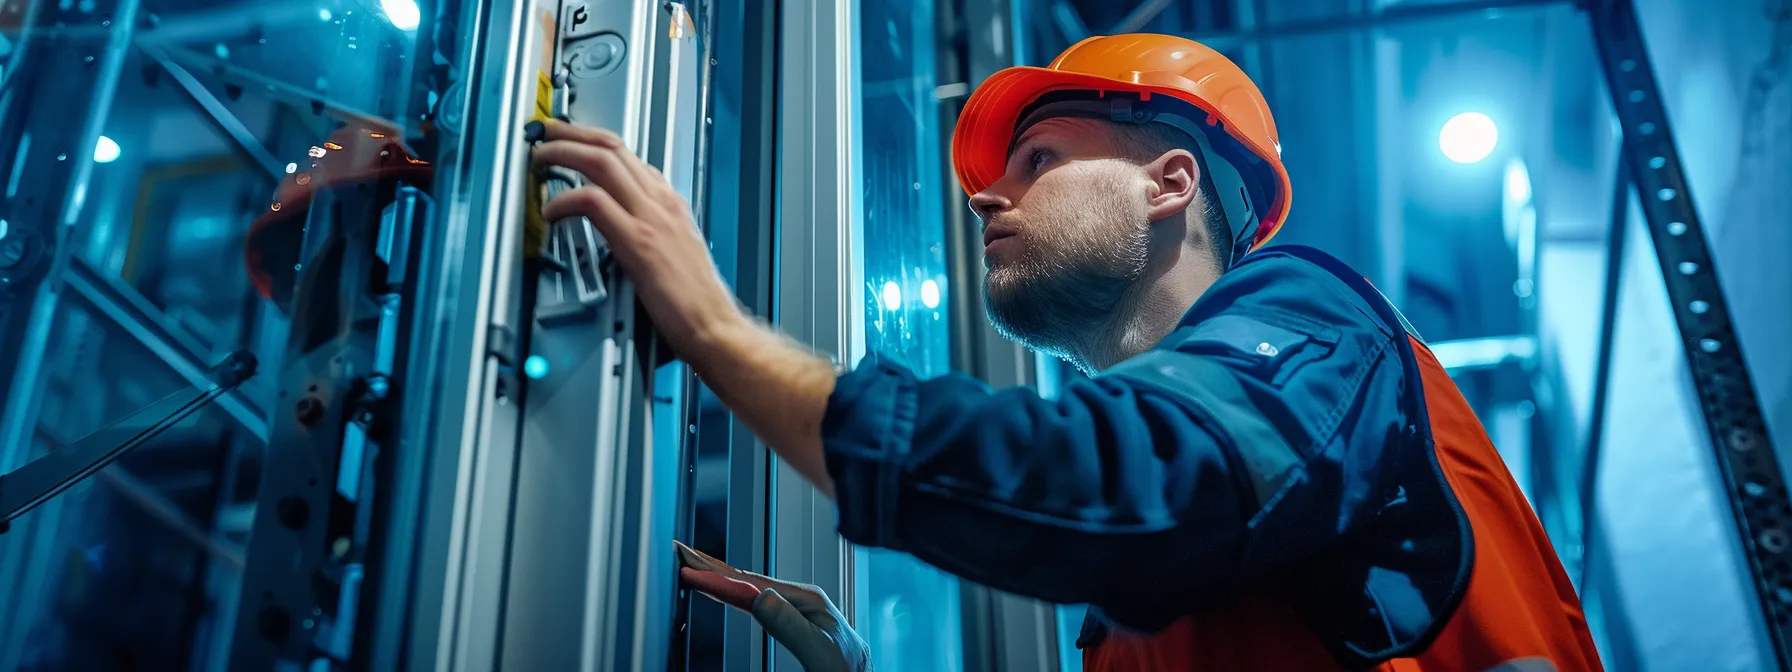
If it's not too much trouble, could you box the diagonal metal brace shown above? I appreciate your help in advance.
[0,350,258,529]
[138,41,286,180]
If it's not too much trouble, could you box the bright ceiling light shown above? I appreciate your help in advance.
[1439,112,1498,164]
[380,0,420,31]
[882,281,902,311]
[93,136,120,164]
[920,279,940,309]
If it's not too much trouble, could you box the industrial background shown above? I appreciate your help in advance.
[0,0,1788,670]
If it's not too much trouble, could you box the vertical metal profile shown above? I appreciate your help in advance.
[772,0,860,669]
[474,0,700,669]
[0,1,141,667]
[394,0,536,666]
[938,0,1061,668]
[942,0,1037,392]
[716,0,782,668]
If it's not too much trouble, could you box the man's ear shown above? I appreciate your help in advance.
[1145,149,1199,222]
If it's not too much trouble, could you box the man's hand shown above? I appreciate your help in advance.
[533,120,841,497]
[531,120,748,356]
[676,541,872,672]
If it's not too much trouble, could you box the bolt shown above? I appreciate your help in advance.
[332,536,352,559]
[276,497,310,529]
[258,606,292,642]
[295,396,325,425]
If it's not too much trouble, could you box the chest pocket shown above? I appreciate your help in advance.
[1168,311,1339,387]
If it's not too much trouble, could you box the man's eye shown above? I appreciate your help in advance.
[1028,149,1052,174]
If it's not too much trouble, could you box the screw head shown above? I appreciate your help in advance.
[295,396,325,425]
[276,497,310,530]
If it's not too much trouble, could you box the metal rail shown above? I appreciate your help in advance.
[1586,0,1792,667]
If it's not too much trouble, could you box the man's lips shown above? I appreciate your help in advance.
[983,226,1018,248]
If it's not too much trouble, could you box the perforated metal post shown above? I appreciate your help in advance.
[1587,0,1792,667]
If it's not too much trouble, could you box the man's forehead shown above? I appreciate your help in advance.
[1010,101,1117,151]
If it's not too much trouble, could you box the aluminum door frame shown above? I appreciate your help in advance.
[770,0,863,670]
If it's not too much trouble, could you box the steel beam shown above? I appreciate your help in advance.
[1187,0,1570,49]
[139,42,285,180]
[63,256,269,443]
[1111,0,1172,34]
[1587,0,1792,666]
[146,42,400,136]
[1578,152,1629,585]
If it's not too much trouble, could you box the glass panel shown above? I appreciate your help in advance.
[851,0,958,669]
[8,299,243,671]
[0,0,458,668]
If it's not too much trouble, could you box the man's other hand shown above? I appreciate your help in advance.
[675,541,872,672]
[531,120,748,357]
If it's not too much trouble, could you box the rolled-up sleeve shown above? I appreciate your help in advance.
[821,252,1405,630]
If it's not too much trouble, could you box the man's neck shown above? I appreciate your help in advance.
[1075,248,1220,373]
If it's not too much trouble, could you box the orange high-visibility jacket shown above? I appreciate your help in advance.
[1080,246,1603,671]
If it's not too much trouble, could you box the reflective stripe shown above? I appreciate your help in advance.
[1108,349,1301,509]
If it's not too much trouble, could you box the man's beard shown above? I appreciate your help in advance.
[982,197,1152,365]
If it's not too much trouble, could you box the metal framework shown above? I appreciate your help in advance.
[1587,0,1792,666]
[0,0,1786,669]
[962,0,1790,670]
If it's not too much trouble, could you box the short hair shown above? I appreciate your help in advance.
[1107,122,1235,267]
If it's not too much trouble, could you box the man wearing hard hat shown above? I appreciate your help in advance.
[533,34,1603,671]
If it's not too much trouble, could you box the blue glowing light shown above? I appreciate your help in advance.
[524,354,550,380]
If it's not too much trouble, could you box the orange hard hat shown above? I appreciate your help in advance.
[953,34,1292,261]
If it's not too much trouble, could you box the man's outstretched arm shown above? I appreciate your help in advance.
[530,119,1399,627]
[685,319,841,498]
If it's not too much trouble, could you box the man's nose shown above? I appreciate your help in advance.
[968,189,1010,223]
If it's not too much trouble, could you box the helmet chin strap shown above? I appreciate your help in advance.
[1106,98,1255,269]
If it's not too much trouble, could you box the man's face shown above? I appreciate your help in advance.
[971,115,1156,358]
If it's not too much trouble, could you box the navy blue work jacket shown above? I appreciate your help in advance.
[820,247,1411,635]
